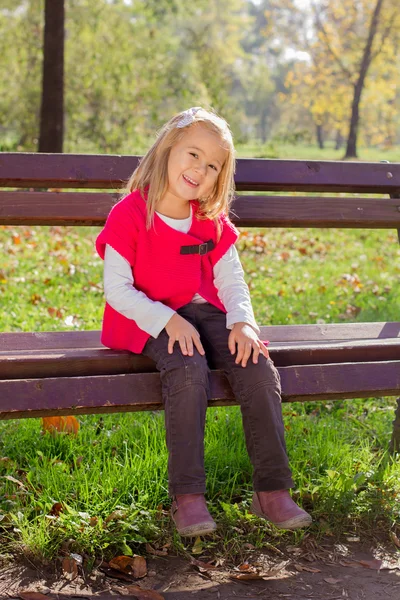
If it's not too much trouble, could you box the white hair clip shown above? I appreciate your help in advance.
[176,106,202,128]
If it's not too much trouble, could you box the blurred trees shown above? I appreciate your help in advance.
[0,0,398,154]
[284,0,400,157]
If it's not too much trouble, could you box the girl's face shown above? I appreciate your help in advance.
[165,124,228,205]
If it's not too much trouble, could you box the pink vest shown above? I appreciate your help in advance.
[96,189,239,353]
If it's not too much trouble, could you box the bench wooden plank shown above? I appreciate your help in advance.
[0,361,399,419]
[1,153,399,193]
[2,191,400,227]
[2,339,400,380]
[1,323,399,351]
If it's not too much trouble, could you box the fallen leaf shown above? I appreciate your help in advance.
[125,586,165,600]
[42,416,79,435]
[236,563,255,572]
[192,536,203,555]
[230,573,265,581]
[339,560,360,568]
[324,577,342,584]
[297,564,321,573]
[390,531,400,548]
[294,563,321,573]
[191,558,219,571]
[105,509,126,523]
[49,502,63,516]
[357,559,382,570]
[109,555,147,578]
[4,475,26,488]
[47,306,63,319]
[62,556,78,580]
[19,593,49,600]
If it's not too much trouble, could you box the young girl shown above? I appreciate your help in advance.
[96,107,312,537]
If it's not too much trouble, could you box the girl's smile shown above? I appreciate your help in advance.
[182,174,199,188]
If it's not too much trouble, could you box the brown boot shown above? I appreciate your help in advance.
[171,493,217,537]
[250,490,312,530]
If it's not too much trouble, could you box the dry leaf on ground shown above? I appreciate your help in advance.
[4,475,26,489]
[339,560,361,568]
[230,573,266,581]
[105,509,127,523]
[42,416,79,435]
[357,559,382,570]
[236,562,256,572]
[324,577,342,584]
[390,531,400,548]
[190,558,219,571]
[62,556,79,580]
[109,555,147,578]
[294,563,321,573]
[49,501,63,516]
[125,586,165,600]
[191,536,204,555]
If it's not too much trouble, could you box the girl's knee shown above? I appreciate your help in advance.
[240,357,281,395]
[161,351,210,392]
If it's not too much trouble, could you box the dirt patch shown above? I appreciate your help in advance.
[1,539,400,600]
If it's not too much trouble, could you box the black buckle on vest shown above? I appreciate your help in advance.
[199,242,208,255]
[180,239,215,256]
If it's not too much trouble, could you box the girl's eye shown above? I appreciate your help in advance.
[189,152,218,172]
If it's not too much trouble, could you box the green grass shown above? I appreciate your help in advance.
[1,401,399,565]
[1,140,400,565]
[236,140,400,161]
[1,226,399,332]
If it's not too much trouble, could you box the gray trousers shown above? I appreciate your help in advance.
[143,302,294,496]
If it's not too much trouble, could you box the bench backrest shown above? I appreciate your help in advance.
[0,153,399,231]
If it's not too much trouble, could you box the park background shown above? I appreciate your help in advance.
[1,0,400,567]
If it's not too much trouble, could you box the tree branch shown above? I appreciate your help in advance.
[311,2,354,81]
[370,9,399,63]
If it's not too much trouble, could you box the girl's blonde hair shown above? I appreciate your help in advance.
[123,107,236,233]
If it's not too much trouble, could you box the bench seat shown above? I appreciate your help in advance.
[1,322,399,420]
[1,153,399,448]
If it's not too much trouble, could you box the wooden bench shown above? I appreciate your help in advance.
[1,153,400,450]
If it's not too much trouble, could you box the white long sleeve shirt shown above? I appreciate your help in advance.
[103,205,260,339]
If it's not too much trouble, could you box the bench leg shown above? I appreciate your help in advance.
[389,397,400,454]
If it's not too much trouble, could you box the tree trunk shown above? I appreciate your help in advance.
[335,130,343,150]
[344,0,384,159]
[316,124,324,149]
[39,0,64,153]
[260,108,268,143]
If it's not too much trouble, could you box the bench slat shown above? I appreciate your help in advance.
[0,360,399,419]
[1,338,400,379]
[1,153,399,193]
[2,191,400,227]
[1,323,399,351]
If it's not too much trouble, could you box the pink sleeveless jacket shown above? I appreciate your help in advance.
[96,189,239,353]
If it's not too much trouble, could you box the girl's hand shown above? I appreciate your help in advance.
[228,322,269,367]
[165,313,205,356]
